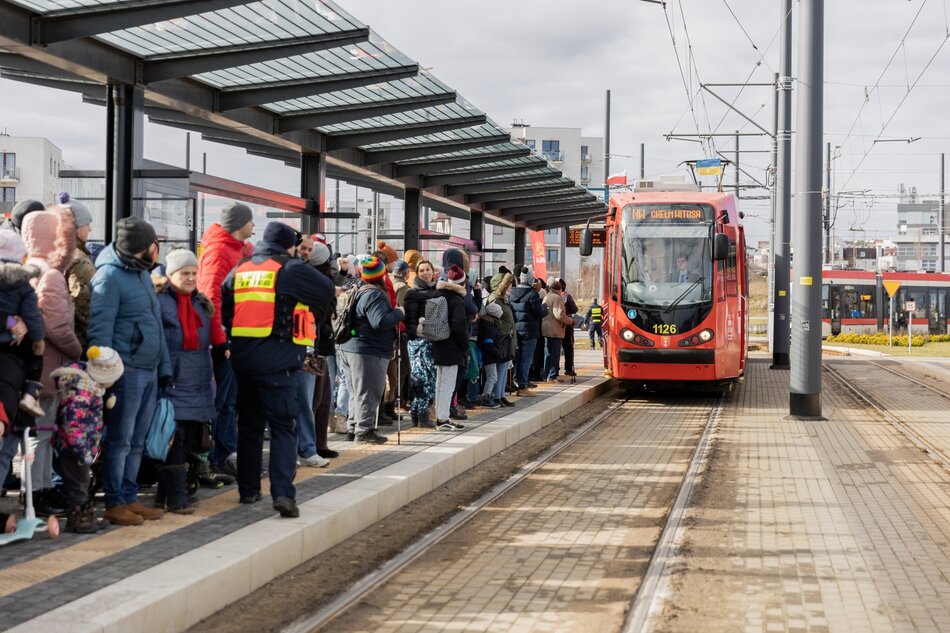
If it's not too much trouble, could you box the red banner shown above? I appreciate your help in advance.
[529,230,547,281]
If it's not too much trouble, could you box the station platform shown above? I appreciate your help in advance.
[0,350,611,633]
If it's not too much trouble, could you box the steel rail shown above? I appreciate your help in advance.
[825,361,950,472]
[281,394,629,633]
[622,395,725,633]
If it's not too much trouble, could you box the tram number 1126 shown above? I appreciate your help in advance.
[652,324,677,334]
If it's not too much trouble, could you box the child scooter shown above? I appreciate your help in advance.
[0,428,60,545]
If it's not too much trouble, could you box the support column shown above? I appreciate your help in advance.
[105,84,144,243]
[514,226,527,271]
[772,0,793,370]
[301,152,326,235]
[940,153,945,273]
[558,227,567,279]
[470,210,485,278]
[404,188,421,251]
[790,0,825,419]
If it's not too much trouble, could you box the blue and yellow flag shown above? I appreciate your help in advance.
[696,158,723,176]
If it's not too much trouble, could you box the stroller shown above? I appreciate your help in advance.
[0,428,60,545]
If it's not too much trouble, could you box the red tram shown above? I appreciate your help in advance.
[579,181,748,389]
[822,269,950,336]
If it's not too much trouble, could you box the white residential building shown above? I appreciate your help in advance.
[0,134,64,214]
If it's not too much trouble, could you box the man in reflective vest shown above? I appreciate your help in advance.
[585,298,604,350]
[222,222,334,518]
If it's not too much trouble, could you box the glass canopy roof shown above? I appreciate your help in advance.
[1,0,604,228]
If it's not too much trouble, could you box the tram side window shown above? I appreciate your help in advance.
[725,239,737,297]
[828,286,876,319]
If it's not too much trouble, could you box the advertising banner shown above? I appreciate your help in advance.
[529,229,547,281]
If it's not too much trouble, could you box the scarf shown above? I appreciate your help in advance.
[176,290,202,351]
[413,277,435,290]
[115,244,154,272]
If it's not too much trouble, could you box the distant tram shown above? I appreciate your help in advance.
[822,269,950,336]
[579,180,748,389]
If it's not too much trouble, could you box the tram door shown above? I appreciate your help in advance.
[827,286,842,335]
[930,289,947,334]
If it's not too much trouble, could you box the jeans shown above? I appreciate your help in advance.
[543,337,563,380]
[435,365,459,421]
[102,366,158,508]
[210,358,237,466]
[338,350,389,435]
[335,355,350,418]
[235,369,299,501]
[589,323,604,348]
[482,361,507,401]
[494,363,509,400]
[515,335,538,389]
[326,354,338,411]
[295,370,317,458]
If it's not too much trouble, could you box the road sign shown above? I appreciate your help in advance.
[883,280,901,297]
[905,300,916,312]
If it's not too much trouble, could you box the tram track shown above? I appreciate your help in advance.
[278,392,725,633]
[824,361,950,473]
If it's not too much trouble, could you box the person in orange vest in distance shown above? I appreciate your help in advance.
[221,222,334,518]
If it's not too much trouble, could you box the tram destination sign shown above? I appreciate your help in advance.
[567,229,607,248]
[625,203,713,224]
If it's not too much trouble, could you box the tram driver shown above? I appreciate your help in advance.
[673,255,700,284]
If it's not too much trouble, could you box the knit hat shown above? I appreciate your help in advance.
[376,240,398,265]
[360,255,387,282]
[0,229,26,262]
[262,222,299,251]
[393,259,410,276]
[485,302,503,318]
[220,202,253,234]
[446,264,466,284]
[518,266,534,286]
[116,217,157,254]
[11,199,45,230]
[164,248,198,276]
[86,346,124,386]
[57,192,93,228]
[309,241,331,267]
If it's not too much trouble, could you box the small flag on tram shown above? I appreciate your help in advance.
[606,169,627,186]
[696,158,723,176]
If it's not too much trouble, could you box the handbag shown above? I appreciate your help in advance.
[145,398,176,461]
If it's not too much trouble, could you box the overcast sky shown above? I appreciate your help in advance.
[3,0,949,246]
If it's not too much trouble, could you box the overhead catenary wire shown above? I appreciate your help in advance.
[661,1,710,156]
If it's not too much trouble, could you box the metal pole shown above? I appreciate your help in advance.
[825,142,831,265]
[640,142,645,179]
[768,72,779,355]
[772,0,793,370]
[734,131,740,196]
[789,0,824,418]
[185,132,191,171]
[940,152,945,272]
[334,178,340,251]
[604,90,611,189]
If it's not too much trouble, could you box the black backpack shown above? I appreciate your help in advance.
[332,285,373,345]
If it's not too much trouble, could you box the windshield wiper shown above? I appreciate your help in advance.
[664,277,705,313]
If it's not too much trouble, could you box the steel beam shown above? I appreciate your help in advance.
[500,202,604,217]
[0,69,104,99]
[423,164,546,187]
[485,192,592,211]
[404,188,421,251]
[363,134,511,165]
[529,215,598,230]
[217,64,419,111]
[277,92,457,133]
[325,114,486,151]
[395,147,529,177]
[35,0,253,45]
[514,227,526,270]
[106,83,145,240]
[142,29,371,83]
[444,173,562,196]
[465,182,575,204]
[509,205,605,222]
[301,152,327,233]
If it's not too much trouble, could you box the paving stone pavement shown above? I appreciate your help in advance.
[657,357,950,633]
[326,394,717,633]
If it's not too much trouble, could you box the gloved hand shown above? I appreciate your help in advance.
[159,376,173,391]
[212,342,230,363]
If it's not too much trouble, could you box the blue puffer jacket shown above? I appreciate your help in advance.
[157,284,216,421]
[88,244,171,376]
[339,282,404,358]
[509,284,547,340]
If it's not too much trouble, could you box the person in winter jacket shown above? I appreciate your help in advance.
[3,199,44,234]
[197,201,253,478]
[337,256,404,444]
[403,260,438,428]
[221,222,335,517]
[156,249,217,515]
[307,242,340,458]
[88,217,171,526]
[51,345,123,533]
[486,271,516,407]
[585,298,604,349]
[509,267,548,395]
[559,278,579,377]
[403,249,423,285]
[431,265,469,431]
[477,302,509,408]
[384,258,411,417]
[22,206,84,517]
[441,248,478,418]
[60,193,96,347]
[541,280,575,381]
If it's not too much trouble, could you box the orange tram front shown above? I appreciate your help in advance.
[588,187,748,390]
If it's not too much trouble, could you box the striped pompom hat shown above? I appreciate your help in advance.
[360,255,387,282]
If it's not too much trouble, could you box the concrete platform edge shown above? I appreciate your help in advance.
[7,376,611,633]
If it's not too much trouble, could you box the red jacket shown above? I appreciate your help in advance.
[197,224,243,345]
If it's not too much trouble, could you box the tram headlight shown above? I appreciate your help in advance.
[678,329,714,347]
[620,328,636,343]
[698,329,714,342]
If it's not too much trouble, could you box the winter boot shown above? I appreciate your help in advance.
[18,380,45,417]
[383,400,399,422]
[417,409,436,429]
[66,502,99,534]
[449,406,468,421]
[159,465,195,514]
[410,409,419,427]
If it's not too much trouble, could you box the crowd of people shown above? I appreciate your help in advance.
[0,195,585,534]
